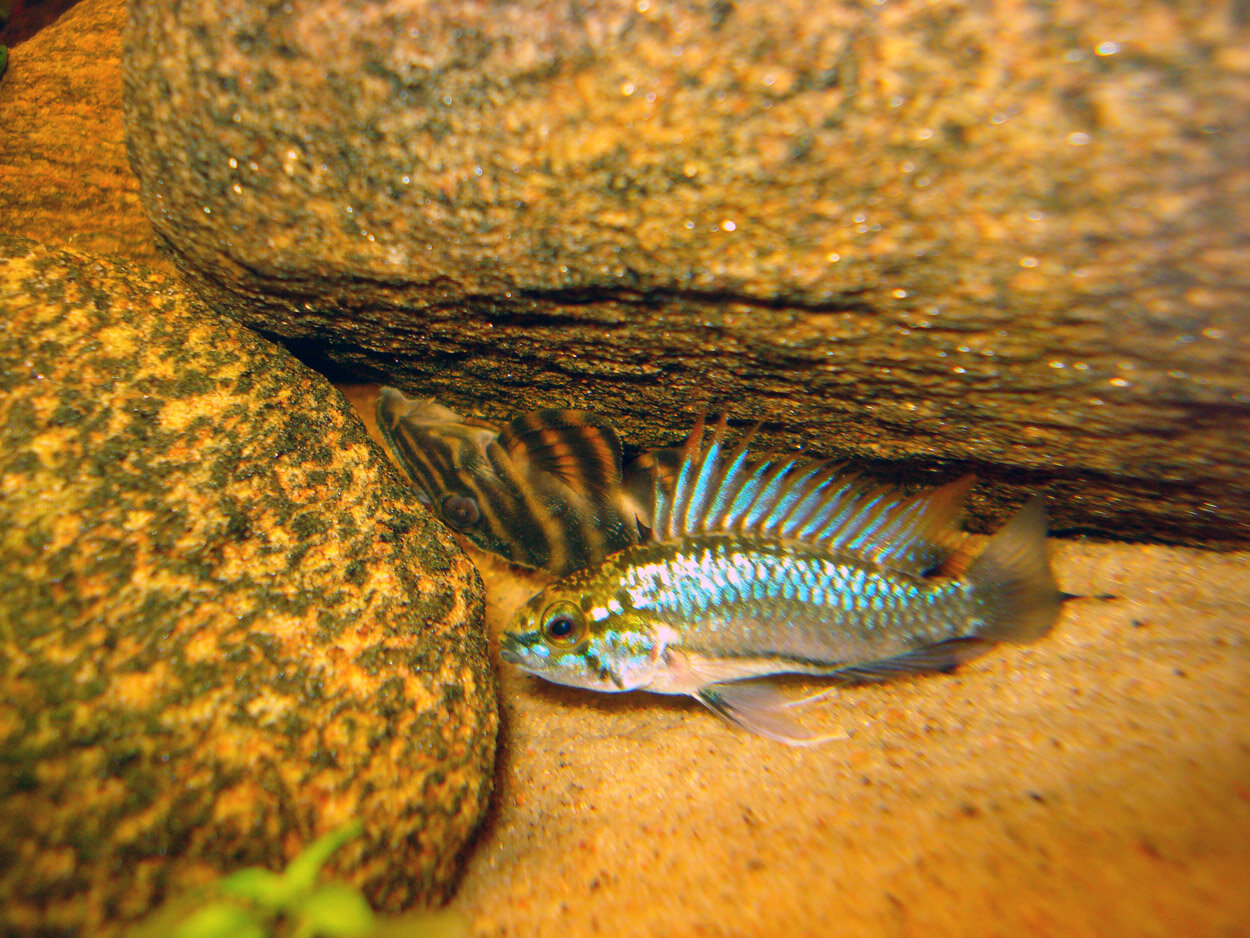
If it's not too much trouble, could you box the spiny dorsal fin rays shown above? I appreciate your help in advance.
[790,470,857,540]
[800,475,869,542]
[760,460,838,537]
[651,448,669,539]
[720,458,784,533]
[702,425,761,532]
[659,415,706,539]
[653,416,972,576]
[683,414,728,536]
[498,409,627,499]
[825,489,896,553]
[818,475,974,573]
[739,458,801,533]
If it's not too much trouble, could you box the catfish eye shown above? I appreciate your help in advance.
[541,601,586,646]
[440,493,480,529]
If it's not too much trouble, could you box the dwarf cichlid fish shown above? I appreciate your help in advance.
[501,416,1064,745]
[376,387,645,575]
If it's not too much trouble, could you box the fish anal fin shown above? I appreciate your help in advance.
[829,637,992,684]
[695,681,846,746]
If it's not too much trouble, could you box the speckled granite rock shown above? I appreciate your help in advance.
[122,0,1249,547]
[0,237,497,935]
[0,0,167,269]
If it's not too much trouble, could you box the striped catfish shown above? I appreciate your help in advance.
[376,387,644,576]
[501,416,1063,745]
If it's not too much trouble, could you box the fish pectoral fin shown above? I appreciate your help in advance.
[695,681,845,747]
[829,636,992,684]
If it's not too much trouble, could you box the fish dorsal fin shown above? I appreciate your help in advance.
[815,475,973,573]
[497,409,626,498]
[652,416,972,575]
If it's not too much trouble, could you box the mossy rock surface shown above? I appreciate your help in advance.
[0,237,497,935]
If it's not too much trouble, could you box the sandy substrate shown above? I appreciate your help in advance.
[344,386,1250,938]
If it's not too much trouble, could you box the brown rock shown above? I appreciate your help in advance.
[0,0,169,269]
[121,0,1250,547]
[0,237,497,935]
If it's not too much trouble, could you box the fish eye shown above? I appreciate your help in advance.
[540,601,586,646]
[440,493,481,529]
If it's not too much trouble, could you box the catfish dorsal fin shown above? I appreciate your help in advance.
[378,388,465,428]
[651,417,971,575]
[497,409,626,498]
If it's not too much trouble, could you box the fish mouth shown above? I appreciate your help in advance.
[498,635,524,665]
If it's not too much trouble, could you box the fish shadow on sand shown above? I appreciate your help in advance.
[503,667,976,746]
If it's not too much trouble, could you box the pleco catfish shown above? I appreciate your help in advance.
[501,416,1064,745]
[376,387,645,576]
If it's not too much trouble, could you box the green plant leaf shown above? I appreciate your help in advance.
[220,866,292,909]
[282,821,364,895]
[170,902,266,938]
[295,882,375,937]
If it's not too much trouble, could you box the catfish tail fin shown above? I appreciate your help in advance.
[966,499,1063,644]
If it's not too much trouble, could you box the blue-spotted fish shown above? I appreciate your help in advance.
[376,387,645,576]
[501,416,1063,745]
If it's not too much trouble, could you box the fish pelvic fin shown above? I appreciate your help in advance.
[696,681,845,746]
[966,498,1063,644]
[650,416,971,575]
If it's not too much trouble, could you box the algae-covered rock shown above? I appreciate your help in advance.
[122,0,1250,547]
[0,237,497,935]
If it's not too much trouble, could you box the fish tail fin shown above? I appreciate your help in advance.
[966,499,1063,644]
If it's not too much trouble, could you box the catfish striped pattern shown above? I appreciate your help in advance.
[376,388,642,576]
